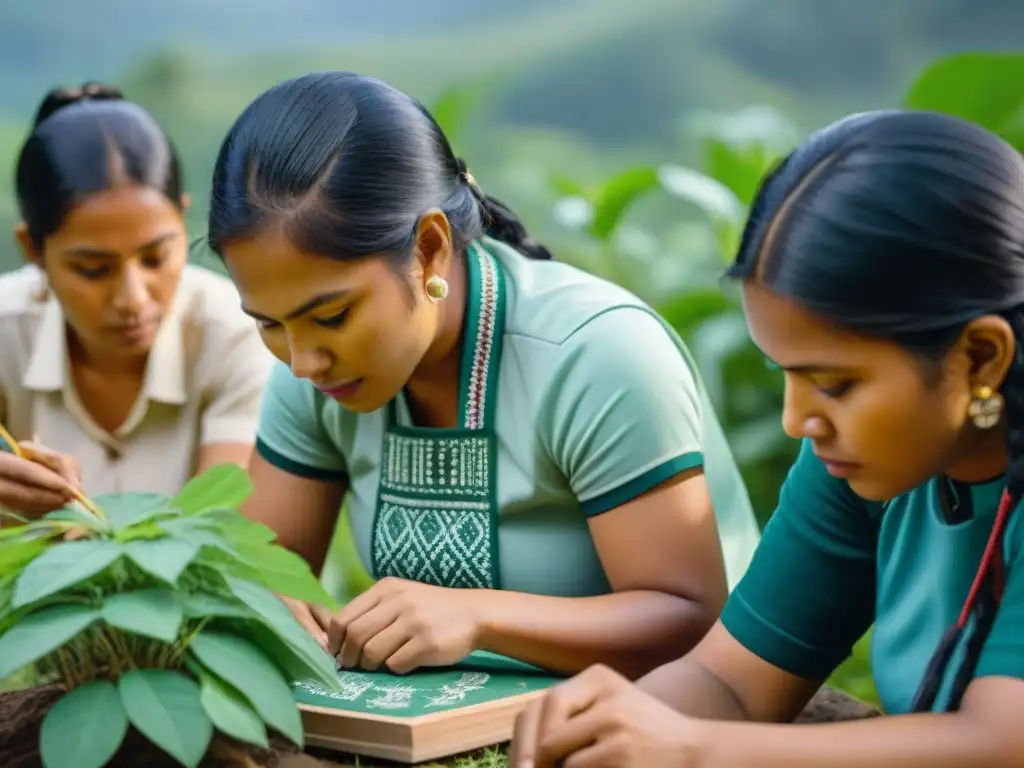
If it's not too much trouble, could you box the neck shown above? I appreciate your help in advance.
[404,257,469,417]
[943,426,1009,484]
[67,327,148,378]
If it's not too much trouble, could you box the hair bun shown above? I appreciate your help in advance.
[33,81,125,128]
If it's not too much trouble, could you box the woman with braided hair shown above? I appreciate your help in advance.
[0,82,272,516]
[207,71,763,678]
[509,109,1024,767]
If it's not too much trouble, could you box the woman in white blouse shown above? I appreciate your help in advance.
[0,82,273,515]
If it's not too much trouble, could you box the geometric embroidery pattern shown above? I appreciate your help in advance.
[371,245,503,590]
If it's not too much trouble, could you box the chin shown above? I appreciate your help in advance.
[845,476,907,504]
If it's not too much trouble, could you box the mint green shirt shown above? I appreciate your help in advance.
[256,238,761,596]
[721,439,1024,713]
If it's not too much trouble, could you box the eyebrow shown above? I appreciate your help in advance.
[762,354,857,375]
[242,290,349,323]
[62,232,180,259]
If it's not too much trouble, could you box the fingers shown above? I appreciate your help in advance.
[327,585,382,656]
[309,603,334,632]
[0,478,70,516]
[281,597,329,650]
[20,442,82,488]
[509,700,543,768]
[0,452,76,496]
[360,621,415,672]
[511,666,619,768]
[538,700,616,766]
[336,603,401,669]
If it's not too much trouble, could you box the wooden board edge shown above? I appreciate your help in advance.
[300,689,548,764]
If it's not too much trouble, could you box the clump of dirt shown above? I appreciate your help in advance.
[794,685,881,724]
[0,685,302,767]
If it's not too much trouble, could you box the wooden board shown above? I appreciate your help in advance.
[293,651,564,764]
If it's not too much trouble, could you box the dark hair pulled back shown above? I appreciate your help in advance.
[728,108,1024,713]
[206,71,551,263]
[16,81,184,249]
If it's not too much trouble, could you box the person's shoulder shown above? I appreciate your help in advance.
[0,265,48,320]
[488,238,657,347]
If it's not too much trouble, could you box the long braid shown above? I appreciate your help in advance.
[913,308,1024,712]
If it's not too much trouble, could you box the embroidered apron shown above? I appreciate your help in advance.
[370,244,505,589]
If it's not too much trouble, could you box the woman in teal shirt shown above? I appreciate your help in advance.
[206,72,762,679]
[511,109,1024,766]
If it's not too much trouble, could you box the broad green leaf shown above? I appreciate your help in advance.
[101,590,183,643]
[657,164,745,228]
[241,623,335,687]
[196,666,268,748]
[44,507,103,527]
[200,510,277,545]
[549,174,589,198]
[93,492,172,530]
[40,680,128,768]
[225,577,340,689]
[124,538,199,584]
[0,604,99,677]
[234,542,337,606]
[181,592,253,620]
[703,137,779,207]
[12,540,122,609]
[171,463,253,516]
[119,669,212,768]
[0,519,66,542]
[588,166,660,240]
[160,517,234,553]
[904,52,1024,152]
[189,630,303,747]
[0,537,49,578]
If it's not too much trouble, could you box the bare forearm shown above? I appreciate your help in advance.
[637,657,750,721]
[701,713,1013,768]
[475,589,714,679]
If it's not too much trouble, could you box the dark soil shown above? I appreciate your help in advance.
[0,684,303,768]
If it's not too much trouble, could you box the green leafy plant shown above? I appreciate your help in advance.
[0,463,343,768]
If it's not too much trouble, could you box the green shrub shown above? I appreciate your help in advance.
[0,464,342,768]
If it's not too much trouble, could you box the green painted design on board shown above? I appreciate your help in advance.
[292,651,563,717]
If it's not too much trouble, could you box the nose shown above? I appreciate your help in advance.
[780,380,832,441]
[112,264,149,315]
[287,332,332,381]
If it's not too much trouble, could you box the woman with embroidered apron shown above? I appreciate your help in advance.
[511,110,1024,767]
[0,83,273,520]
[208,72,762,679]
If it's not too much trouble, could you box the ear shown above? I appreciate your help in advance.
[410,209,454,287]
[953,315,1015,393]
[13,222,42,267]
[179,192,192,211]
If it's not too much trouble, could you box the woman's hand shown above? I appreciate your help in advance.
[510,664,707,768]
[0,443,82,518]
[279,594,334,651]
[325,577,486,674]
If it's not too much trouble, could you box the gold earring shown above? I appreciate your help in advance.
[968,385,1004,429]
[425,275,449,302]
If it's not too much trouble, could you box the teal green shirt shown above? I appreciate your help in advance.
[256,238,762,596]
[721,439,1024,714]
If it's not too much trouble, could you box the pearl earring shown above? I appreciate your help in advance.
[425,275,449,302]
[968,385,1004,429]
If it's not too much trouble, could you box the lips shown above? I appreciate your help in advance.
[315,378,364,400]
[814,452,861,478]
